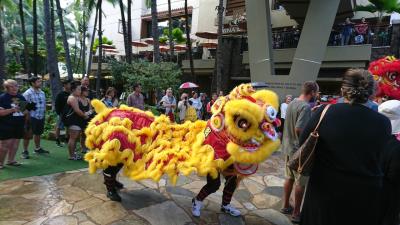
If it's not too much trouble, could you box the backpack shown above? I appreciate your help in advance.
[185,106,197,122]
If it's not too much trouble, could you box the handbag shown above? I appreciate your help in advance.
[288,104,331,175]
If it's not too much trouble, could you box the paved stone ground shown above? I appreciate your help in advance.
[0,152,294,225]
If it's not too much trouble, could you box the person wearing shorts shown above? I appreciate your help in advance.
[22,77,48,159]
[280,81,318,223]
[0,80,27,169]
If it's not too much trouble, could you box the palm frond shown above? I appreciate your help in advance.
[354,4,378,13]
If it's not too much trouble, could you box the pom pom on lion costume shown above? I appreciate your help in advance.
[369,56,400,100]
[84,84,281,185]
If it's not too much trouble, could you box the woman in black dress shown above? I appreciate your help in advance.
[299,69,392,225]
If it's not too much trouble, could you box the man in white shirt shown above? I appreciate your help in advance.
[189,92,202,118]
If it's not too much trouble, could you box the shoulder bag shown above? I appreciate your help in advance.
[288,104,331,175]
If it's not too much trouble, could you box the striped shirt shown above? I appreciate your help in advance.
[23,87,46,119]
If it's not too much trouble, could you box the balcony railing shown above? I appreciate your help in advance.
[272,25,392,49]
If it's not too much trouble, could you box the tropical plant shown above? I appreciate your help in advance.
[118,0,129,62]
[6,60,22,76]
[167,0,174,59]
[96,0,103,98]
[43,0,62,104]
[184,0,194,79]
[355,0,400,34]
[32,0,38,76]
[215,0,224,93]
[160,28,186,45]
[0,0,15,81]
[18,0,30,74]
[92,36,113,52]
[127,0,132,63]
[151,0,160,63]
[55,0,73,80]
[109,59,181,94]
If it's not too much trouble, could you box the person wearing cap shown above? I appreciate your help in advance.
[54,79,72,147]
[378,100,400,225]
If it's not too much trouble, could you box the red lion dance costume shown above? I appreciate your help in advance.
[369,56,400,100]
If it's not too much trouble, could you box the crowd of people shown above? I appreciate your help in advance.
[279,69,399,225]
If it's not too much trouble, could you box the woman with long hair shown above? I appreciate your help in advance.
[65,83,89,160]
[102,87,119,108]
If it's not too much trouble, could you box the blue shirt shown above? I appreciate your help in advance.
[23,87,46,119]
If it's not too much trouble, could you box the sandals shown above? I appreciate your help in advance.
[280,206,294,215]
[6,161,22,166]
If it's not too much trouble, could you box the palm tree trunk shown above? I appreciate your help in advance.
[50,0,56,45]
[55,0,73,80]
[127,0,133,63]
[151,0,160,63]
[33,0,38,77]
[118,0,129,62]
[0,18,5,82]
[96,0,103,98]
[76,38,83,72]
[43,0,62,105]
[19,0,30,74]
[215,0,224,93]
[168,0,174,61]
[81,15,87,76]
[86,5,99,76]
[184,0,194,80]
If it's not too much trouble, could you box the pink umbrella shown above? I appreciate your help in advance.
[179,82,199,89]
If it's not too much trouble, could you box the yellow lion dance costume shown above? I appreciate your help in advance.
[85,84,281,185]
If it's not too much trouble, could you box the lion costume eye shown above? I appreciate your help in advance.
[234,116,251,130]
[265,106,277,122]
[388,72,397,81]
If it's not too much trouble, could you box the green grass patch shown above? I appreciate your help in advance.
[0,140,87,181]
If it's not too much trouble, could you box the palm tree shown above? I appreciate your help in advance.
[355,0,400,35]
[32,0,38,77]
[43,0,62,103]
[151,0,160,63]
[184,0,194,79]
[96,0,102,97]
[127,0,132,63]
[0,0,14,81]
[18,0,30,74]
[0,18,5,82]
[118,0,129,62]
[167,0,174,60]
[215,0,224,93]
[55,0,74,80]
[86,0,98,76]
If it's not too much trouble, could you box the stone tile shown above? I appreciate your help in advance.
[244,215,274,225]
[158,179,166,187]
[181,181,207,191]
[42,215,78,225]
[133,201,192,225]
[84,201,127,225]
[264,186,284,198]
[72,212,88,222]
[252,193,281,209]
[192,209,219,225]
[234,189,253,202]
[0,221,26,225]
[253,209,293,225]
[242,202,257,210]
[59,186,90,203]
[92,193,109,201]
[0,180,25,195]
[71,173,106,194]
[138,180,158,189]
[264,175,285,187]
[248,176,265,186]
[170,176,193,186]
[119,189,168,210]
[23,216,48,225]
[21,188,50,200]
[218,214,245,225]
[0,196,43,221]
[55,173,83,186]
[243,179,265,195]
[8,182,47,196]
[46,200,73,217]
[109,214,150,225]
[72,197,103,213]
[80,221,96,225]
[166,186,194,197]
